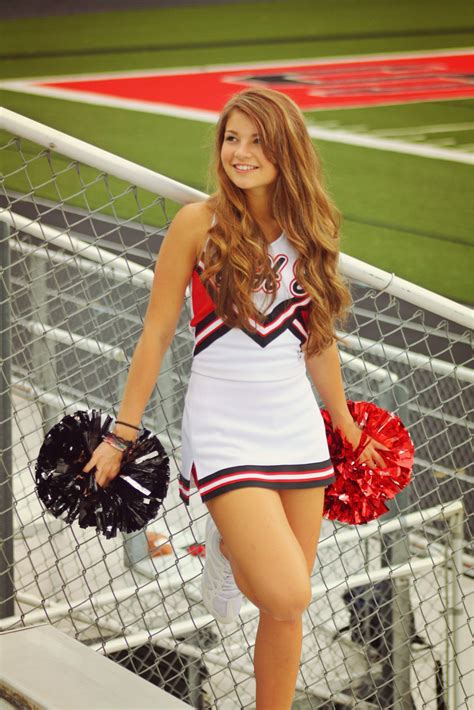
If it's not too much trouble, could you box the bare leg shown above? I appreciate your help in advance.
[205,487,325,707]
[220,538,268,612]
[251,487,327,710]
[254,610,303,710]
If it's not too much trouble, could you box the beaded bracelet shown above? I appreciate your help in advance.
[103,438,124,453]
[103,432,133,453]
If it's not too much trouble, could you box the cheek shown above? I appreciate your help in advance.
[221,144,232,164]
[266,161,279,181]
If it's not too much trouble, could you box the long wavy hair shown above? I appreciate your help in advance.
[201,87,352,357]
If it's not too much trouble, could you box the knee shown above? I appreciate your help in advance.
[259,581,312,622]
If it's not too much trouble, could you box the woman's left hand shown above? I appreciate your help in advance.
[337,419,390,469]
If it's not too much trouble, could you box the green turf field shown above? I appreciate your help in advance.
[1,0,473,303]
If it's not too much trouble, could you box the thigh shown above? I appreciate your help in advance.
[205,488,310,600]
[278,487,326,575]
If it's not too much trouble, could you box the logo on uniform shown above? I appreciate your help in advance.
[253,253,306,297]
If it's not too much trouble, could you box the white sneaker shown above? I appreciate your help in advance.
[201,515,243,624]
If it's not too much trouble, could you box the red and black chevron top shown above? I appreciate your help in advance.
[188,232,312,381]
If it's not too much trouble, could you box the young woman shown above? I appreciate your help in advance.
[83,87,387,710]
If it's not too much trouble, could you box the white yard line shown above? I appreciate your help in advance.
[372,123,474,136]
[1,46,471,84]
[306,124,474,163]
[1,82,222,122]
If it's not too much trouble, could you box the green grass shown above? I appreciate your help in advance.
[1,0,473,302]
[1,0,473,80]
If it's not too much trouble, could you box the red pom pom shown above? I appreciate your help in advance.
[187,543,206,557]
[321,401,414,525]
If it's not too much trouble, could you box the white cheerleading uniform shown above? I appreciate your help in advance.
[178,231,336,505]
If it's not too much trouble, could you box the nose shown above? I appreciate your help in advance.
[234,141,252,159]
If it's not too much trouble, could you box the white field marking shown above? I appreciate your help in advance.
[0,46,471,84]
[305,125,474,163]
[372,123,474,136]
[0,83,222,122]
[3,81,473,164]
[2,48,474,164]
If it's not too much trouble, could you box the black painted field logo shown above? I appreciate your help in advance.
[8,50,474,113]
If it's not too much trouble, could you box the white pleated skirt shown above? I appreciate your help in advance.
[178,369,336,506]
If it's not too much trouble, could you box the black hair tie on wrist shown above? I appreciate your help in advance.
[115,420,140,431]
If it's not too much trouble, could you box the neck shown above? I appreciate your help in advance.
[245,189,274,224]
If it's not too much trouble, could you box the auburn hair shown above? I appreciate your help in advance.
[200,87,352,357]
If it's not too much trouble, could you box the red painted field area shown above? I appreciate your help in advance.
[38,51,474,112]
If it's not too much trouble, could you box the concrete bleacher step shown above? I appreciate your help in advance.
[0,624,192,709]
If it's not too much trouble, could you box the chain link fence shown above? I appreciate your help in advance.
[0,111,472,709]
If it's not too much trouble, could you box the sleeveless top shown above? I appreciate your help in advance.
[187,231,312,381]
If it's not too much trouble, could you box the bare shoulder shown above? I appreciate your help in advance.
[172,200,213,261]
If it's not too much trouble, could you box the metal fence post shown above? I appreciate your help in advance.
[448,508,464,709]
[28,245,57,435]
[0,220,14,619]
[378,381,415,709]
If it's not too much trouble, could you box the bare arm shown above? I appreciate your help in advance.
[112,202,208,440]
[305,341,388,468]
[304,341,352,430]
[83,201,211,486]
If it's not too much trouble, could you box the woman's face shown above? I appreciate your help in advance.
[220,109,278,195]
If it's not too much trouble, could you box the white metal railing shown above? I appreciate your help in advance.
[0,501,464,709]
[2,107,472,710]
[7,211,470,391]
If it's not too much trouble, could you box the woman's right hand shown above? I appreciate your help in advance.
[82,440,125,489]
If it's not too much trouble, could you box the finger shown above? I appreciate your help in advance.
[94,470,108,488]
[363,449,386,469]
[373,440,391,452]
[82,459,95,473]
[95,469,116,489]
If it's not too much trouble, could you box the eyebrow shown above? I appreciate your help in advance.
[225,129,260,137]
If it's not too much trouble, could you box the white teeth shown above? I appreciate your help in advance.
[234,164,257,171]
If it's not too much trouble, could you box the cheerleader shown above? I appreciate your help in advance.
[83,87,387,710]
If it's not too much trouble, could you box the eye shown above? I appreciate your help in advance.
[225,135,236,142]
[254,137,261,144]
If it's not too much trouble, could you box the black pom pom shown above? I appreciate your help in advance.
[35,409,170,538]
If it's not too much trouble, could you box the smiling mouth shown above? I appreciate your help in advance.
[233,164,258,172]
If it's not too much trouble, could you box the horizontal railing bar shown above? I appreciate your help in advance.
[18,319,127,362]
[413,457,472,485]
[7,212,471,382]
[339,254,473,330]
[339,333,474,383]
[318,499,463,548]
[339,349,397,383]
[5,188,167,237]
[1,502,461,631]
[2,548,453,636]
[11,374,90,411]
[9,225,472,350]
[414,404,474,432]
[10,375,175,453]
[11,237,152,285]
[75,554,449,656]
[9,220,399,385]
[3,211,154,282]
[351,304,471,345]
